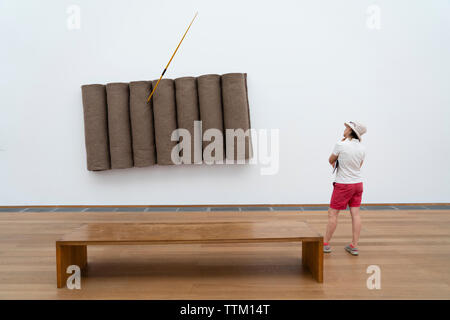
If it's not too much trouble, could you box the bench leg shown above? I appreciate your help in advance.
[302,239,323,283]
[56,244,87,288]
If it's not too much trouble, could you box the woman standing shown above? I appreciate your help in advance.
[324,121,367,256]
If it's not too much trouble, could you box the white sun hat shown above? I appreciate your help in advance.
[344,121,367,140]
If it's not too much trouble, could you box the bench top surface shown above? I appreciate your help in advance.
[57,221,322,245]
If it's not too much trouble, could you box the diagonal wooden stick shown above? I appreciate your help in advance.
[147,12,198,103]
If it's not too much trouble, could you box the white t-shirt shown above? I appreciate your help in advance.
[332,138,365,184]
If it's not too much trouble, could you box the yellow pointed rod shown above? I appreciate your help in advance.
[147,12,198,103]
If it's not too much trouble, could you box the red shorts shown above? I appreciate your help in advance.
[330,182,363,210]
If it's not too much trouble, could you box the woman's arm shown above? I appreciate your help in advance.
[330,141,342,167]
[329,153,338,167]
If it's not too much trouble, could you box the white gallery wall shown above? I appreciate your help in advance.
[1,0,449,205]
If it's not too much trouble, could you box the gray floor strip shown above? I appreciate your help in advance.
[425,205,450,210]
[210,207,240,212]
[428,205,450,210]
[301,206,329,211]
[177,207,208,212]
[240,207,272,211]
[272,206,304,211]
[430,206,447,209]
[363,206,397,210]
[0,207,25,212]
[84,207,117,212]
[1,205,449,213]
[145,207,178,212]
[395,205,427,210]
[22,207,57,212]
[114,207,147,212]
[53,207,86,212]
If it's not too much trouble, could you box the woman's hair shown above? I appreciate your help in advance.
[350,129,360,140]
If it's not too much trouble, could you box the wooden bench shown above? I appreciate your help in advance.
[56,221,323,287]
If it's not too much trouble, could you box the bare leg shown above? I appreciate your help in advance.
[349,206,361,247]
[324,208,340,243]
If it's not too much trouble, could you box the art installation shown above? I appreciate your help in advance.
[81,73,252,171]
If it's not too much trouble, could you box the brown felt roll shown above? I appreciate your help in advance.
[106,83,133,169]
[197,74,224,161]
[221,73,253,161]
[129,81,156,167]
[174,77,202,164]
[152,79,178,165]
[81,84,111,171]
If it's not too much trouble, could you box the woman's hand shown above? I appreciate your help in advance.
[329,154,338,166]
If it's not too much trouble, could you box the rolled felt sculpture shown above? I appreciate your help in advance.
[197,74,224,161]
[129,81,156,167]
[106,83,134,169]
[81,73,251,171]
[174,77,202,164]
[81,84,111,171]
[221,73,253,161]
[151,79,179,165]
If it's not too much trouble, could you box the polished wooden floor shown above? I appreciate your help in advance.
[0,209,449,299]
